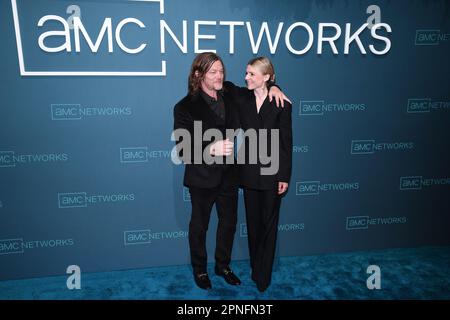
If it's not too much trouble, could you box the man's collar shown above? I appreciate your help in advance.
[200,89,223,104]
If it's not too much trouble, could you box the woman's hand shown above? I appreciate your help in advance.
[278,182,288,194]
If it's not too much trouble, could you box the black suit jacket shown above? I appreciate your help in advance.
[173,82,241,189]
[236,91,292,190]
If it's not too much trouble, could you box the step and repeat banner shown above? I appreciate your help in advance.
[0,0,449,280]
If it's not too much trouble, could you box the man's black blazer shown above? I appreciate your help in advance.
[173,82,241,189]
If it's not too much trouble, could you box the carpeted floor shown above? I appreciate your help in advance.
[1,246,449,300]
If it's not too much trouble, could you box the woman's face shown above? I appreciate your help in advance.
[245,64,270,90]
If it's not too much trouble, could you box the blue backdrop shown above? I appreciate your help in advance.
[1,0,449,280]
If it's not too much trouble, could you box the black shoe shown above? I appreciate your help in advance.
[257,284,268,293]
[256,282,269,293]
[215,267,241,285]
[193,272,212,290]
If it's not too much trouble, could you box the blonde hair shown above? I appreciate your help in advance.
[247,56,275,85]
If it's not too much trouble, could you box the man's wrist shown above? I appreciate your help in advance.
[268,83,280,90]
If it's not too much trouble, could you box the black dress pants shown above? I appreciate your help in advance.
[188,183,238,274]
[243,187,281,291]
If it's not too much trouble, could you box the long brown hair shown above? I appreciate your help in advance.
[188,52,226,95]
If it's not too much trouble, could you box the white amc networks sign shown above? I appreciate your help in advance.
[11,0,392,76]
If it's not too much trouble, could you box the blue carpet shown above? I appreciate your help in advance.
[1,246,449,300]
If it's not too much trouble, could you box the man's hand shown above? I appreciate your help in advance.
[210,139,234,156]
[268,86,292,108]
[278,182,288,194]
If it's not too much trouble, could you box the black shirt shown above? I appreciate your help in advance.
[200,90,225,120]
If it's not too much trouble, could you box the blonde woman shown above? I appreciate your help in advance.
[236,57,292,292]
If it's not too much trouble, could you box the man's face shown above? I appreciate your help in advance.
[201,60,224,92]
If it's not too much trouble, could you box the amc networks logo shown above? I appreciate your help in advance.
[400,176,450,190]
[0,238,24,254]
[351,140,375,154]
[400,176,422,190]
[299,100,325,116]
[346,215,407,230]
[296,181,320,195]
[120,147,173,163]
[295,181,359,195]
[120,147,149,163]
[58,192,135,208]
[407,99,450,113]
[51,104,132,120]
[299,100,365,116]
[407,99,431,113]
[124,230,152,245]
[0,151,69,167]
[11,0,166,76]
[415,30,450,45]
[0,238,75,254]
[123,229,188,245]
[350,140,414,154]
[346,216,370,230]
